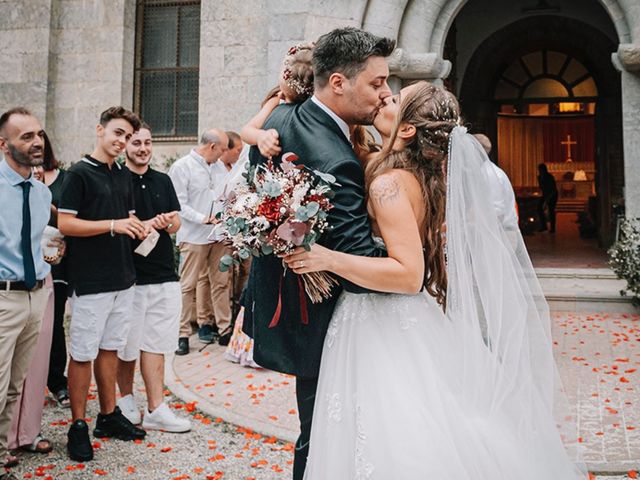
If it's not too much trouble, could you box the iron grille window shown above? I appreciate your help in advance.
[134,0,200,139]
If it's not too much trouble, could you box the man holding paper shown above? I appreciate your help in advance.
[58,106,147,462]
[115,123,190,433]
[168,129,230,355]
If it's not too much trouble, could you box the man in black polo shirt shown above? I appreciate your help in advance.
[58,106,147,462]
[115,123,191,433]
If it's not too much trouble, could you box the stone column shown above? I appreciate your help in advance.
[614,44,640,217]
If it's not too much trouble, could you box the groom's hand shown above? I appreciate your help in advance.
[257,129,281,158]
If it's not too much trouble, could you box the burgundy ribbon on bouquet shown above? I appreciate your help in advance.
[268,273,309,328]
[297,276,309,325]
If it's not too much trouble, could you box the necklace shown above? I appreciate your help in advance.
[192,153,216,190]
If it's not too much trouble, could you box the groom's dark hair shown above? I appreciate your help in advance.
[312,27,395,88]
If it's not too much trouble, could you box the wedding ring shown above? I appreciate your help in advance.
[299,261,305,268]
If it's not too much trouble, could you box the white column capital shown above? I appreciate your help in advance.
[387,48,451,80]
[613,44,640,73]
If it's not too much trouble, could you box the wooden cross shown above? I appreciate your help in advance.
[560,134,577,162]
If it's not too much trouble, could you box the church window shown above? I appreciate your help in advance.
[524,78,569,98]
[494,51,597,102]
[134,0,201,140]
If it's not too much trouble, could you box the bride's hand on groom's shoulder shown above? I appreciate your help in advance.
[281,244,334,275]
[257,129,282,158]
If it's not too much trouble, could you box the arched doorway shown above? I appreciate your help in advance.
[453,14,623,266]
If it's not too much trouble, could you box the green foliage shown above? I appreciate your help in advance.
[608,217,640,306]
[160,154,181,171]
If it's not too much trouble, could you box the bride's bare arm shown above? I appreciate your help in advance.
[283,170,425,294]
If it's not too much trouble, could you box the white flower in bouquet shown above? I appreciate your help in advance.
[291,184,310,210]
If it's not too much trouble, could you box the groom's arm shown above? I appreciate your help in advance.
[323,156,385,294]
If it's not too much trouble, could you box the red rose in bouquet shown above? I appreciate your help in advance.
[257,196,284,223]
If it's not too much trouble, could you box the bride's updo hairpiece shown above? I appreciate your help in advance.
[282,42,315,101]
[410,85,461,173]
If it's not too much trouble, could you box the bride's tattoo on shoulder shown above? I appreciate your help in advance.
[370,175,401,207]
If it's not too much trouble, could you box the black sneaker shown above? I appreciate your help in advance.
[198,325,215,343]
[93,406,146,441]
[67,419,94,461]
[175,337,189,356]
[218,332,232,347]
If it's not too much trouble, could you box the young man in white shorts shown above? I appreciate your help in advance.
[116,124,190,432]
[58,107,147,462]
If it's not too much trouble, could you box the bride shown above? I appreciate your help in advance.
[283,81,587,479]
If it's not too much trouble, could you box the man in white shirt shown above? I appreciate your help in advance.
[473,134,519,232]
[197,131,247,338]
[221,132,250,313]
[168,129,229,356]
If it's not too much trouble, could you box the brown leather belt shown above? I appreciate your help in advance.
[0,280,44,291]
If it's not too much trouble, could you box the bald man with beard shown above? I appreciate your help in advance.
[0,108,52,477]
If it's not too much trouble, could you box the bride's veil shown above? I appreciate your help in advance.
[444,126,587,476]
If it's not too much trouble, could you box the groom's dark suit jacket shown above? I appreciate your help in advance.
[242,99,383,378]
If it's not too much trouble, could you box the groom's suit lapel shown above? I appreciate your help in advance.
[299,99,352,150]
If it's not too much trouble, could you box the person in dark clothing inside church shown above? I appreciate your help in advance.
[537,163,558,233]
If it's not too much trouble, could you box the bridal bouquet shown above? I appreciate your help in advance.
[216,153,339,304]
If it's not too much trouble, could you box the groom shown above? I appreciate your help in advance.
[242,27,395,479]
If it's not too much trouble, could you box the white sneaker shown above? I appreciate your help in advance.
[142,402,191,433]
[117,394,141,425]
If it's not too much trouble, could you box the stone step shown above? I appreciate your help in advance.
[557,200,587,213]
[536,267,636,313]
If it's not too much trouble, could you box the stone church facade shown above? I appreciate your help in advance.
[1,0,639,239]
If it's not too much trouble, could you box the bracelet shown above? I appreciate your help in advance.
[110,219,115,237]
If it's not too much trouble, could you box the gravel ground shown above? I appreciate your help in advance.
[8,385,293,480]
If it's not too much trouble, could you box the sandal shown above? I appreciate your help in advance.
[54,388,70,408]
[2,454,18,468]
[20,435,53,454]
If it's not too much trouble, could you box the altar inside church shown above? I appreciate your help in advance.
[497,113,595,195]
[497,113,596,230]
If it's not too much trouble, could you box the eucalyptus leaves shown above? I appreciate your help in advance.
[608,217,640,306]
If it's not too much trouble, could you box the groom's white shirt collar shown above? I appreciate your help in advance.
[311,95,350,143]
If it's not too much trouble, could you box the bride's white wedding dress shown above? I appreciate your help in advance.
[303,128,587,479]
[304,290,584,479]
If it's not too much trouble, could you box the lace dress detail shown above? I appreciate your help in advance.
[354,404,374,480]
[326,393,342,423]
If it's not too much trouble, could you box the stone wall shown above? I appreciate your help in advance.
[0,0,53,123]
[196,0,359,136]
[44,0,136,165]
